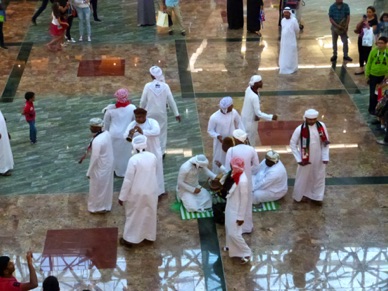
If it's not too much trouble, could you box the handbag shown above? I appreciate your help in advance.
[157,11,169,28]
[362,27,374,47]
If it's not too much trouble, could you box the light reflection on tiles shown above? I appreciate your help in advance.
[6,246,386,290]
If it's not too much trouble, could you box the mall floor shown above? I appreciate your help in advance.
[0,0,387,290]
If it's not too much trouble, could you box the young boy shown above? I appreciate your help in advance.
[22,92,37,144]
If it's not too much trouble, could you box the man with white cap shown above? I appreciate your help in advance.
[252,150,288,204]
[208,96,245,173]
[290,109,330,204]
[118,135,158,247]
[124,108,166,196]
[176,154,217,212]
[0,110,13,177]
[140,66,181,157]
[241,75,278,147]
[103,88,136,177]
[223,129,259,234]
[86,118,114,214]
[279,7,300,74]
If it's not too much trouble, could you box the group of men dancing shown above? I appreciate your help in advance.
[81,66,331,264]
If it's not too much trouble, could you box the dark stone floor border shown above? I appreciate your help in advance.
[175,39,195,98]
[1,42,33,102]
[332,63,361,94]
[194,89,348,98]
[198,217,226,291]
[287,176,388,186]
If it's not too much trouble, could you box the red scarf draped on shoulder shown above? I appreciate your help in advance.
[300,121,330,163]
[115,100,130,108]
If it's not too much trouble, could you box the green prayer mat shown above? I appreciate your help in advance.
[253,201,279,212]
[177,196,280,220]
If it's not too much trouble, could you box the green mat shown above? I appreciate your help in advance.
[177,196,280,220]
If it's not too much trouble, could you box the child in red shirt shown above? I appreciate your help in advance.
[22,92,37,144]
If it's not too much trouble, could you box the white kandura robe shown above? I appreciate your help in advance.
[290,122,330,202]
[177,158,217,212]
[241,87,273,147]
[279,17,300,74]
[124,118,165,195]
[225,144,260,233]
[103,104,136,177]
[86,131,114,212]
[252,160,288,203]
[225,173,252,258]
[0,111,14,174]
[207,109,245,173]
[140,80,179,154]
[119,151,158,243]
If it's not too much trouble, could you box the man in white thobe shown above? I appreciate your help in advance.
[224,157,251,264]
[118,135,158,246]
[103,88,136,177]
[140,66,181,156]
[290,109,330,204]
[224,129,260,234]
[124,108,166,196]
[241,75,278,147]
[208,96,245,173]
[279,7,300,74]
[252,150,288,204]
[177,154,217,212]
[86,118,114,214]
[0,110,13,176]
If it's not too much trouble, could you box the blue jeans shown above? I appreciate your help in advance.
[76,6,91,37]
[28,121,37,143]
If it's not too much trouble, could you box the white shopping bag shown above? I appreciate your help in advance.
[362,27,374,47]
[157,11,169,28]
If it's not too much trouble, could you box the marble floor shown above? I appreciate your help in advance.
[0,0,388,290]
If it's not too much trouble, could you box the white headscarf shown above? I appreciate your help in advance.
[190,154,209,168]
[249,75,262,86]
[304,109,319,119]
[265,150,280,164]
[283,6,292,14]
[132,135,148,151]
[89,118,104,127]
[149,66,165,82]
[219,96,233,113]
[233,129,248,143]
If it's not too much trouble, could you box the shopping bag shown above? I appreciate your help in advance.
[362,27,374,47]
[157,11,169,28]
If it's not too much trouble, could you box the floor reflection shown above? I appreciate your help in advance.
[250,243,388,290]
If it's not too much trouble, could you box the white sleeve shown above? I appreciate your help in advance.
[143,119,160,137]
[139,84,148,109]
[207,114,219,139]
[253,94,273,121]
[290,125,302,163]
[166,85,180,116]
[118,159,135,201]
[177,165,197,193]
[321,123,330,161]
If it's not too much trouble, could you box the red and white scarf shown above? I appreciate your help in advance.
[300,121,330,163]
